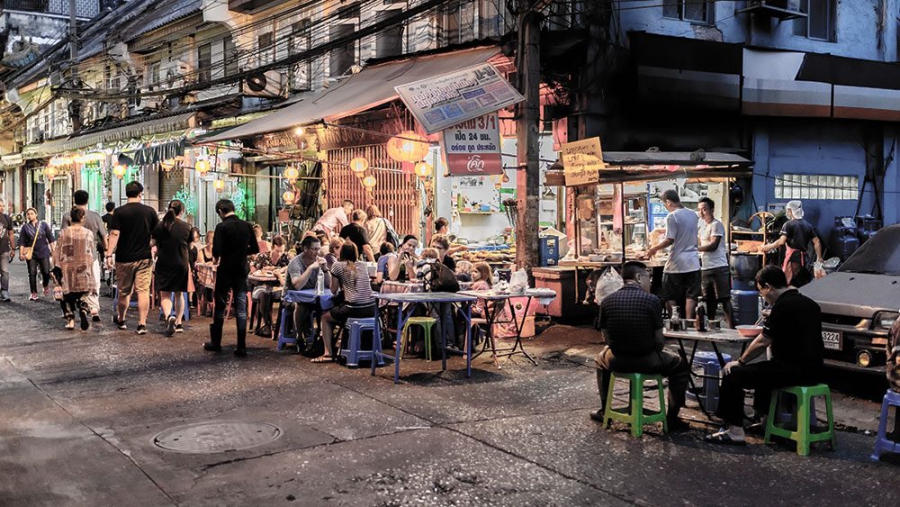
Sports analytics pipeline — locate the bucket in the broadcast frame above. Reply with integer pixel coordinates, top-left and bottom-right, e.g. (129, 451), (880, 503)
(731, 289), (759, 326)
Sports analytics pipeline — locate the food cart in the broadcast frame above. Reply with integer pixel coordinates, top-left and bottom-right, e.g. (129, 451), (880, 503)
(533, 151), (753, 317)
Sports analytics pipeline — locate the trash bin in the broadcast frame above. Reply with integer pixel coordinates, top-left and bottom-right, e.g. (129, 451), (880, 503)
(685, 351), (731, 413)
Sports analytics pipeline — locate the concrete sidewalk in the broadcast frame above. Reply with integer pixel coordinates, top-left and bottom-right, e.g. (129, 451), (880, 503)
(0, 261), (897, 506)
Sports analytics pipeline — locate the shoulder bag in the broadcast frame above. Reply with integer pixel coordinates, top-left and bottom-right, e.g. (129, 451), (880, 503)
(21, 222), (42, 261)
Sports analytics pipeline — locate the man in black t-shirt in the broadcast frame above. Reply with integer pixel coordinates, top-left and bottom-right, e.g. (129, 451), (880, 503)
(706, 266), (824, 445)
(107, 182), (160, 335)
(759, 200), (822, 287)
(101, 202), (115, 231)
(339, 209), (374, 262)
(204, 199), (259, 357)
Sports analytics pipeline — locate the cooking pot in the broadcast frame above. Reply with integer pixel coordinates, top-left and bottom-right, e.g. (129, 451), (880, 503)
(730, 253), (761, 280)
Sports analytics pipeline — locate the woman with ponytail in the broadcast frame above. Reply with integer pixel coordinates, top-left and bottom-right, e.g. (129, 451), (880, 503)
(152, 199), (193, 336)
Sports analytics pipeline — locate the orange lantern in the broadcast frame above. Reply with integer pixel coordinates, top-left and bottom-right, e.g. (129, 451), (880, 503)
(414, 161), (432, 179)
(213, 179), (225, 191)
(45, 165), (58, 179)
(349, 157), (369, 176)
(112, 164), (127, 179)
(195, 159), (211, 174)
(283, 166), (300, 181)
(386, 131), (429, 163)
(362, 175), (377, 189)
(282, 190), (296, 203)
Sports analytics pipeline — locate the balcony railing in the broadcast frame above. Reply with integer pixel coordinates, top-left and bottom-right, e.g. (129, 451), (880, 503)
(2, 0), (50, 12)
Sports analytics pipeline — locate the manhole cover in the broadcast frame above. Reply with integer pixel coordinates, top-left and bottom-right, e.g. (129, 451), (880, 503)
(152, 421), (282, 453)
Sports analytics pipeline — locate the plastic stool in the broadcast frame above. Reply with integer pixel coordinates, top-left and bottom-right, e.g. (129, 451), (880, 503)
(872, 389), (900, 461)
(765, 384), (836, 456)
(400, 316), (437, 361)
(602, 372), (668, 437)
(339, 317), (383, 368)
(111, 286), (139, 313)
(276, 306), (299, 352)
(157, 292), (190, 321)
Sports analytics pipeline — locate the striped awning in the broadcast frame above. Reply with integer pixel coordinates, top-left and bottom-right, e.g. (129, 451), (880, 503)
(21, 112), (196, 159)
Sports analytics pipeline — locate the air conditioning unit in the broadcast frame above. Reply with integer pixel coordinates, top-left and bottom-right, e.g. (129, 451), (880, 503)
(243, 70), (285, 98)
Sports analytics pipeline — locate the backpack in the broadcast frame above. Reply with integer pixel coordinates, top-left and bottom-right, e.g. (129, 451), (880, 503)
(422, 261), (460, 293)
(383, 218), (400, 249)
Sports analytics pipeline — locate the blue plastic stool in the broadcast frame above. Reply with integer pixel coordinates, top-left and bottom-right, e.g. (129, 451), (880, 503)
(872, 389), (900, 461)
(339, 318), (384, 368)
(111, 286), (139, 313)
(276, 306), (300, 352)
(685, 351), (731, 413)
(158, 292), (190, 321)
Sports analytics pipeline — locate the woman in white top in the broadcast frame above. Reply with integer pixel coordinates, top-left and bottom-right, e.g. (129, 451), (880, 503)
(364, 204), (395, 249)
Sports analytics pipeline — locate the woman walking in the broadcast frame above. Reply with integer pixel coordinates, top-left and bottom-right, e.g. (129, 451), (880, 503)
(364, 204), (395, 249)
(314, 243), (376, 363)
(55, 207), (95, 330)
(152, 200), (193, 336)
(18, 207), (54, 301)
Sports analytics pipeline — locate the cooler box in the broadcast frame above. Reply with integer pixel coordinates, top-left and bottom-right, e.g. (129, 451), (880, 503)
(539, 236), (559, 266)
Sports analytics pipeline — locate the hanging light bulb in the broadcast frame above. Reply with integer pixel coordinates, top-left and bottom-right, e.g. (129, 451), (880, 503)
(349, 157), (369, 175)
(45, 165), (58, 178)
(282, 190), (296, 203)
(502, 172), (510, 183)
(293, 126), (305, 136)
(213, 179), (225, 191)
(414, 161), (432, 179)
(362, 175), (377, 189)
(283, 166), (300, 181)
(195, 159), (211, 174)
(113, 164), (127, 179)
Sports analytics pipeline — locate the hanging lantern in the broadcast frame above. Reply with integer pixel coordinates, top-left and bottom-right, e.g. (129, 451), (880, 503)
(349, 157), (369, 175)
(282, 190), (296, 203)
(112, 164), (127, 179)
(414, 161), (432, 179)
(213, 178), (225, 191)
(283, 166), (300, 182)
(195, 159), (211, 174)
(386, 131), (430, 163)
(362, 175), (377, 189)
(44, 165), (58, 179)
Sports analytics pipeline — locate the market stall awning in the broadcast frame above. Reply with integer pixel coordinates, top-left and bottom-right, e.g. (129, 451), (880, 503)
(546, 151), (753, 186)
(201, 46), (501, 143)
(21, 112), (197, 159)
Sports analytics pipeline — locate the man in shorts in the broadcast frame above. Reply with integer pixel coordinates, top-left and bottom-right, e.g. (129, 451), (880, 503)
(698, 197), (734, 327)
(644, 190), (701, 319)
(107, 181), (159, 335)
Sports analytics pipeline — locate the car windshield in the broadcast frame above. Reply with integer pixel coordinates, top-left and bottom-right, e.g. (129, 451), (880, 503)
(838, 225), (900, 275)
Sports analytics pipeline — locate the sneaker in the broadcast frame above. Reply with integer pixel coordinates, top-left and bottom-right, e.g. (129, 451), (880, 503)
(43, 286), (50, 297)
(0, 292), (10, 302)
(174, 324), (184, 334)
(135, 324), (147, 335)
(112, 315), (127, 330)
(91, 313), (100, 323)
(30, 293), (39, 301)
(165, 316), (176, 337)
(65, 317), (75, 330)
(234, 348), (247, 358)
(79, 308), (90, 331)
(203, 342), (222, 353)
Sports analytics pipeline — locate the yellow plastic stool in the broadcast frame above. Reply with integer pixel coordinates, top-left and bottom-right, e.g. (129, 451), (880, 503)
(401, 316), (437, 361)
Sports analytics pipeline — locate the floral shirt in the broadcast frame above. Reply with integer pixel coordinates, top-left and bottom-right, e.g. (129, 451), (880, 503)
(253, 251), (289, 271)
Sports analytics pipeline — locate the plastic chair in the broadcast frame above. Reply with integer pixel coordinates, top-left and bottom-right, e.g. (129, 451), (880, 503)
(400, 316), (437, 361)
(602, 372), (668, 438)
(275, 306), (300, 352)
(765, 384), (836, 456)
(111, 285), (139, 313)
(871, 389), (900, 461)
(157, 292), (190, 321)
(339, 318), (383, 368)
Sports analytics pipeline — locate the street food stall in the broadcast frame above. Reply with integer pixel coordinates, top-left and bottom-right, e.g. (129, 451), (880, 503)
(534, 151), (753, 317)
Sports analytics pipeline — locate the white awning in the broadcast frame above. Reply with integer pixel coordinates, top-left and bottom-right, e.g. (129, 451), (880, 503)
(201, 46), (500, 143)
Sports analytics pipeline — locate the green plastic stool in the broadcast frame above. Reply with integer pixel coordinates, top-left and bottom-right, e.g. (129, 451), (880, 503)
(764, 384), (836, 456)
(602, 372), (668, 437)
(401, 316), (436, 361)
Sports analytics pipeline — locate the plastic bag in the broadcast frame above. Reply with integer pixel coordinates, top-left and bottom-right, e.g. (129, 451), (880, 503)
(509, 268), (529, 295)
(812, 261), (826, 280)
(594, 268), (623, 304)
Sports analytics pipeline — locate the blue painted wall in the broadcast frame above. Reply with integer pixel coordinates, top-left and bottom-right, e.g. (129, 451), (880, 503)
(617, 1), (898, 62)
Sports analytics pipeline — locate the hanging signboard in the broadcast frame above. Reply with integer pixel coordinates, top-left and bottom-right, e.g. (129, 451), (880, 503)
(395, 63), (524, 134)
(440, 113), (503, 176)
(562, 137), (604, 186)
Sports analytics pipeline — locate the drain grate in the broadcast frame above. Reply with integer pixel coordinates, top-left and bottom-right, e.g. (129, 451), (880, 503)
(152, 421), (283, 454)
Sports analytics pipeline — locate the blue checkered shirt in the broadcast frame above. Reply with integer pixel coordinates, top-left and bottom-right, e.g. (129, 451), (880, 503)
(599, 284), (664, 357)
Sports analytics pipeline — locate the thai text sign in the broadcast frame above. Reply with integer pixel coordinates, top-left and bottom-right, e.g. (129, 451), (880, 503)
(441, 113), (502, 176)
(395, 63), (524, 134)
(562, 137), (604, 186)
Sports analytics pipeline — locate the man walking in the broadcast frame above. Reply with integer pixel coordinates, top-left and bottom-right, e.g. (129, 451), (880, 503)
(101, 202), (115, 230)
(0, 199), (14, 302)
(204, 199), (259, 357)
(644, 189), (701, 319)
(61, 190), (107, 321)
(697, 197), (734, 327)
(705, 266), (824, 445)
(759, 200), (822, 287)
(107, 181), (159, 335)
(592, 261), (691, 431)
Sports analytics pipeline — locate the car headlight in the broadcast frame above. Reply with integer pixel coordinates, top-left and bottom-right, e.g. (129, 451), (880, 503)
(875, 311), (900, 330)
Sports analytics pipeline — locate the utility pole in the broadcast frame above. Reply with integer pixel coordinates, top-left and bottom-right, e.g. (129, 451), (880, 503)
(68, 0), (82, 131)
(515, 3), (542, 274)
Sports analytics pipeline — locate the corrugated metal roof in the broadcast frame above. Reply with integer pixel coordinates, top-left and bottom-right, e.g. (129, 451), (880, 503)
(120, 0), (203, 42)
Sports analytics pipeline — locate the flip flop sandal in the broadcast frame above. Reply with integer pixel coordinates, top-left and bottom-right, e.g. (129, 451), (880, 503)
(704, 431), (747, 446)
(310, 355), (334, 363)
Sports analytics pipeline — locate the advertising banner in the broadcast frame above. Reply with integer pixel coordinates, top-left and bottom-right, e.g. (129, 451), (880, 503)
(562, 137), (604, 186)
(441, 113), (502, 176)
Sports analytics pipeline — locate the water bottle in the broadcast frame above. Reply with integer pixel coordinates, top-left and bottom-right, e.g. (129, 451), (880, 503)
(670, 306), (682, 331)
(316, 269), (324, 295)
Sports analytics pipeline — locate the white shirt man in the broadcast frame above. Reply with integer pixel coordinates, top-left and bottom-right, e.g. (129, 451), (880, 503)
(644, 189), (701, 318)
(698, 197), (733, 327)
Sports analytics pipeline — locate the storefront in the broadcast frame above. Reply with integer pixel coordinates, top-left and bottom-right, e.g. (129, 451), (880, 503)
(534, 151), (752, 318)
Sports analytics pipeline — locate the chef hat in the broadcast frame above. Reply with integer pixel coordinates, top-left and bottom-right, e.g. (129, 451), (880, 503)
(786, 200), (804, 220)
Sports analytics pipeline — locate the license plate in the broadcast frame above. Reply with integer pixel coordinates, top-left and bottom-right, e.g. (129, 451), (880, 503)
(822, 331), (842, 351)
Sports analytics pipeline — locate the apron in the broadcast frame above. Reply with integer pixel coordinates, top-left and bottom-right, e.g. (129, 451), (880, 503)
(782, 245), (805, 285)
